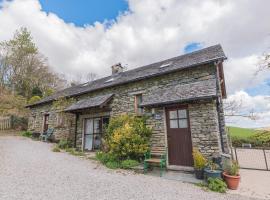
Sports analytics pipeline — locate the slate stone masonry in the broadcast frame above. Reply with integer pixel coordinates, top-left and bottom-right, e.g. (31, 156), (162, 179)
(28, 63), (227, 159)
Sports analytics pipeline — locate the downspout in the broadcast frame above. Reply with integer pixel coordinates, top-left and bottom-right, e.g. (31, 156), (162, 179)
(215, 61), (225, 153)
(74, 113), (79, 148)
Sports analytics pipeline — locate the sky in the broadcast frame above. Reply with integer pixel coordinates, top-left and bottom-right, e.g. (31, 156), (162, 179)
(0, 0), (269, 128)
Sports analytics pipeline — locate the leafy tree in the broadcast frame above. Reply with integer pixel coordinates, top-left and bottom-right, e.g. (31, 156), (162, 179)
(0, 27), (66, 99)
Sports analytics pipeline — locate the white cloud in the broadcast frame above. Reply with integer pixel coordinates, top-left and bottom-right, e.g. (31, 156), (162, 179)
(0, 0), (270, 127)
(225, 91), (270, 128)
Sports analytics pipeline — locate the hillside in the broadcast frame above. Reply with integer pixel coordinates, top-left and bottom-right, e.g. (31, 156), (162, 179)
(227, 126), (257, 139)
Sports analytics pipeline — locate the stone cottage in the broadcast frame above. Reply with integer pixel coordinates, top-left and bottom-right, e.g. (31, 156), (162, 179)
(27, 44), (229, 168)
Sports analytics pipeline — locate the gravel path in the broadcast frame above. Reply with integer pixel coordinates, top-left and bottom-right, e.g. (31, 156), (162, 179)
(0, 136), (261, 200)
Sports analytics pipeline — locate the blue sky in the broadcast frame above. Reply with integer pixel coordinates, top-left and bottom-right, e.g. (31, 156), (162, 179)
(39, 0), (128, 26)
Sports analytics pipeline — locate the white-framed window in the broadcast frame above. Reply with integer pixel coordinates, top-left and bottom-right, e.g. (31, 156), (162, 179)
(135, 94), (143, 115)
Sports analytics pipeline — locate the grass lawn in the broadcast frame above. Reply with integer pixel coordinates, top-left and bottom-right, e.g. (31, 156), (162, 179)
(227, 126), (257, 139)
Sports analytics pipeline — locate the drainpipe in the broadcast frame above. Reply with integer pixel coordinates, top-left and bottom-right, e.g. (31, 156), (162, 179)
(214, 61), (225, 153)
(74, 113), (79, 148)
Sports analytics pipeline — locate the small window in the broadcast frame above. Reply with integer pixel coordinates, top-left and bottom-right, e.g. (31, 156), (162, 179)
(135, 94), (143, 114)
(169, 109), (188, 129)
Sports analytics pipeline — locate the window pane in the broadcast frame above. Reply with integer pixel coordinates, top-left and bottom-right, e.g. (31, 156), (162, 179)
(94, 118), (101, 133)
(85, 119), (93, 134)
(84, 134), (93, 150)
(93, 134), (101, 149)
(169, 111), (177, 119)
(178, 109), (187, 118)
(137, 94), (143, 104)
(170, 119), (178, 128)
(179, 119), (188, 128)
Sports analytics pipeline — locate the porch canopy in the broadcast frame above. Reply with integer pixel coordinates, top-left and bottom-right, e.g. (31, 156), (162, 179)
(140, 79), (217, 107)
(65, 93), (114, 112)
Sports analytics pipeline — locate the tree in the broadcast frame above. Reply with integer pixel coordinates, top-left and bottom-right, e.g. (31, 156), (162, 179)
(0, 27), (65, 99)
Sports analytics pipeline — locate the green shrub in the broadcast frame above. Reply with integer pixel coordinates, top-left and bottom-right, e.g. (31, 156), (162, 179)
(21, 131), (32, 137)
(66, 148), (85, 156)
(52, 146), (60, 152)
(105, 161), (121, 169)
(192, 148), (206, 170)
(28, 96), (41, 105)
(231, 131), (270, 148)
(207, 178), (227, 193)
(57, 139), (72, 149)
(105, 114), (152, 161)
(223, 160), (239, 176)
(96, 151), (117, 164)
(121, 159), (139, 169)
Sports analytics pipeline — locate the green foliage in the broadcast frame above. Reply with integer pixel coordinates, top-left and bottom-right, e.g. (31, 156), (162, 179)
(207, 178), (227, 193)
(57, 139), (72, 149)
(0, 27), (66, 100)
(207, 160), (220, 171)
(96, 151), (117, 164)
(96, 152), (139, 169)
(224, 160), (239, 176)
(105, 114), (152, 161)
(0, 87), (29, 117)
(105, 161), (121, 169)
(120, 159), (139, 169)
(192, 148), (206, 170)
(231, 131), (270, 148)
(52, 145), (61, 152)
(44, 88), (54, 97)
(21, 131), (32, 137)
(28, 96), (41, 105)
(52, 96), (75, 111)
(31, 87), (43, 97)
(228, 126), (256, 139)
(66, 148), (85, 156)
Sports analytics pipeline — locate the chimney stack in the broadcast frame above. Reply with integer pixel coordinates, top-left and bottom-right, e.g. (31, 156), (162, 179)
(111, 63), (123, 74)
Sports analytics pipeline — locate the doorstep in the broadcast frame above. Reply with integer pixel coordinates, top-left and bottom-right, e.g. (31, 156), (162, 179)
(147, 168), (202, 184)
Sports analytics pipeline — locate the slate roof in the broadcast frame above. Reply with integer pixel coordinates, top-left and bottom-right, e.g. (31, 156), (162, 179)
(140, 79), (217, 107)
(27, 44), (226, 108)
(64, 94), (114, 112)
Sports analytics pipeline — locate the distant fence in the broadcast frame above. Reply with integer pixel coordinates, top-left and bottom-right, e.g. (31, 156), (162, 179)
(0, 116), (28, 131)
(0, 116), (12, 130)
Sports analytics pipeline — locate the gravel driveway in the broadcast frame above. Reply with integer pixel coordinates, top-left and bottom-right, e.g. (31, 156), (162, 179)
(0, 136), (261, 200)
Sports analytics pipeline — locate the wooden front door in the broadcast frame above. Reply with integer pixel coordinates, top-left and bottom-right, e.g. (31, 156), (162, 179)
(166, 106), (193, 166)
(43, 114), (49, 132)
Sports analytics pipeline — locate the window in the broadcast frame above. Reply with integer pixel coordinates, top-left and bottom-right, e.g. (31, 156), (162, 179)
(135, 94), (143, 114)
(169, 109), (188, 129)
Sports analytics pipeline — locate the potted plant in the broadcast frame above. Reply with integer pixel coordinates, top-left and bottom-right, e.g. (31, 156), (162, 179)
(192, 148), (206, 179)
(204, 160), (222, 179)
(223, 160), (240, 190)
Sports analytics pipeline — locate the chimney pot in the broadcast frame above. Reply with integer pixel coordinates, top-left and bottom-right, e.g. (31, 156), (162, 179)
(111, 63), (123, 74)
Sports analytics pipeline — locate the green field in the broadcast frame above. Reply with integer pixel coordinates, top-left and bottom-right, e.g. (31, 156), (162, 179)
(227, 126), (257, 139)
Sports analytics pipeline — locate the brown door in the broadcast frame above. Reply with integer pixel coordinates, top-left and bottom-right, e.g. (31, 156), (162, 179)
(166, 106), (193, 166)
(44, 114), (49, 132)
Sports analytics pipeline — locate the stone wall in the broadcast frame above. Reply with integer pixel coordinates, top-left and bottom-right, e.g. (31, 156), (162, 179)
(189, 100), (222, 157)
(28, 103), (76, 141)
(28, 63), (228, 159)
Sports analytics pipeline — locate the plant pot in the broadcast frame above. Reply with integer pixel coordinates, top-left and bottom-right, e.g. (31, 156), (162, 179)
(204, 168), (222, 180)
(194, 169), (204, 179)
(223, 172), (240, 190)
